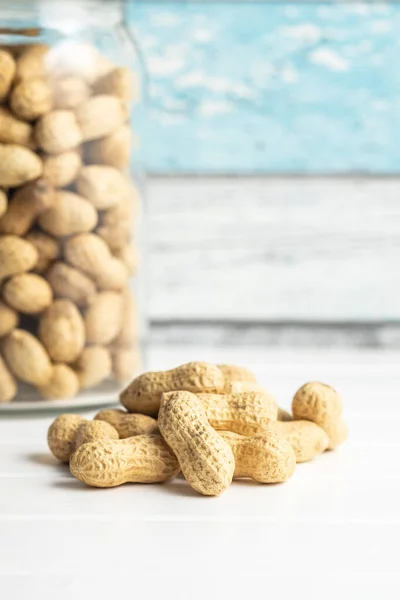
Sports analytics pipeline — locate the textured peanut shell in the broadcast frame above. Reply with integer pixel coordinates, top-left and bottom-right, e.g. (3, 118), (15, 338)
(0, 107), (33, 146)
(46, 262), (96, 308)
(42, 150), (82, 187)
(95, 257), (129, 292)
(0, 353), (17, 403)
(0, 301), (19, 337)
(292, 381), (346, 450)
(218, 364), (257, 383)
(74, 346), (112, 389)
(38, 364), (79, 400)
(35, 110), (82, 154)
(47, 414), (86, 462)
(73, 421), (118, 452)
(272, 420), (329, 462)
(112, 290), (137, 348)
(25, 231), (59, 274)
(159, 391), (235, 496)
(38, 190), (98, 237)
(3, 273), (53, 314)
(84, 292), (124, 345)
(85, 124), (131, 168)
(10, 77), (53, 121)
(0, 144), (42, 187)
(114, 245), (138, 276)
(278, 407), (293, 422)
(2, 329), (52, 386)
(0, 179), (55, 236)
(223, 380), (263, 394)
(52, 76), (90, 109)
(221, 431), (296, 483)
(93, 67), (134, 103)
(0, 49), (16, 100)
(39, 299), (85, 363)
(76, 165), (130, 210)
(0, 235), (38, 281)
(64, 233), (111, 278)
(197, 391), (278, 436)
(95, 409), (159, 438)
(121, 361), (225, 417)
(76, 95), (124, 141)
(97, 223), (130, 252)
(70, 435), (180, 488)
(101, 191), (139, 228)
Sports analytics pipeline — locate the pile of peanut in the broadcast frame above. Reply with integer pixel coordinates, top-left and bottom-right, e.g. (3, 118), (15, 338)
(47, 361), (347, 496)
(0, 43), (140, 403)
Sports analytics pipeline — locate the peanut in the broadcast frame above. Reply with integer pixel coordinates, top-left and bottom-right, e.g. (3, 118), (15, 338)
(76, 95), (124, 141)
(3, 273), (53, 314)
(39, 299), (85, 363)
(38, 364), (79, 400)
(0, 353), (17, 402)
(0, 301), (19, 337)
(25, 231), (59, 273)
(220, 431), (296, 483)
(64, 233), (128, 291)
(159, 391), (235, 496)
(121, 361), (225, 417)
(15, 45), (48, 81)
(0, 49), (16, 100)
(272, 420), (329, 463)
(10, 77), (53, 121)
(84, 292), (124, 345)
(35, 110), (82, 154)
(52, 76), (90, 109)
(38, 190), (98, 237)
(74, 345), (112, 389)
(0, 189), (7, 219)
(0, 144), (42, 187)
(46, 261), (96, 308)
(292, 382), (347, 450)
(0, 235), (38, 281)
(197, 391), (278, 436)
(113, 245), (138, 275)
(76, 165), (131, 210)
(112, 348), (140, 383)
(97, 223), (130, 253)
(100, 191), (139, 228)
(2, 329), (52, 386)
(278, 407), (293, 422)
(0, 107), (34, 147)
(95, 409), (159, 438)
(47, 414), (117, 463)
(85, 124), (131, 168)
(93, 67), (135, 103)
(42, 150), (82, 187)
(218, 364), (257, 383)
(70, 435), (180, 488)
(0, 179), (55, 236)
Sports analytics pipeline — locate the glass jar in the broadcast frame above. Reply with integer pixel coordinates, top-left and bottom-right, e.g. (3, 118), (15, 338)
(0, 0), (144, 405)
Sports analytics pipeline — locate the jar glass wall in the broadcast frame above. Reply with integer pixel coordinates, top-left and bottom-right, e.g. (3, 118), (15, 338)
(0, 0), (144, 406)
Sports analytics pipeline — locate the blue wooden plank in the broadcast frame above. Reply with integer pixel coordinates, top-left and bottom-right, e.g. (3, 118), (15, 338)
(128, 2), (400, 173)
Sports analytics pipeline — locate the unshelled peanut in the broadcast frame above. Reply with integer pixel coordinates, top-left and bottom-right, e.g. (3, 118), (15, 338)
(0, 107), (33, 147)
(95, 409), (158, 438)
(2, 329), (52, 386)
(292, 382), (347, 450)
(0, 353), (17, 403)
(0, 49), (16, 100)
(85, 124), (131, 168)
(70, 435), (180, 487)
(278, 407), (293, 422)
(25, 231), (59, 273)
(0, 235), (38, 281)
(272, 420), (329, 462)
(10, 77), (53, 121)
(47, 414), (118, 463)
(218, 364), (257, 383)
(76, 165), (131, 210)
(35, 110), (82, 154)
(74, 346), (112, 389)
(158, 391), (235, 496)
(220, 431), (296, 483)
(76, 95), (124, 141)
(42, 150), (82, 187)
(0, 301), (19, 337)
(46, 261), (96, 307)
(84, 292), (123, 345)
(0, 179), (55, 236)
(0, 144), (42, 187)
(38, 364), (80, 400)
(121, 362), (225, 417)
(38, 190), (98, 237)
(3, 273), (53, 314)
(197, 391), (278, 435)
(39, 299), (85, 363)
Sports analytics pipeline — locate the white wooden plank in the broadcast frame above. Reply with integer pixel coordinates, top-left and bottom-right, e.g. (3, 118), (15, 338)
(148, 176), (400, 321)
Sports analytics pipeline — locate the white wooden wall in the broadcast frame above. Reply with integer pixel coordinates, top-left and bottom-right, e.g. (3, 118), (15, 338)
(147, 177), (400, 326)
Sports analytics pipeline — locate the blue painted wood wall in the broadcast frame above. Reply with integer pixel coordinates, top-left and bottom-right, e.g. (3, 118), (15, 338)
(128, 2), (400, 174)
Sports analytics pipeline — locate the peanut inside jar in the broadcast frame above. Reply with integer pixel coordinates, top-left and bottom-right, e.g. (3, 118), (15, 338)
(0, 40), (141, 403)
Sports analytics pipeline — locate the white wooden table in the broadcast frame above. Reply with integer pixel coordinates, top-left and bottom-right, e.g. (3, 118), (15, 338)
(1, 346), (399, 600)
